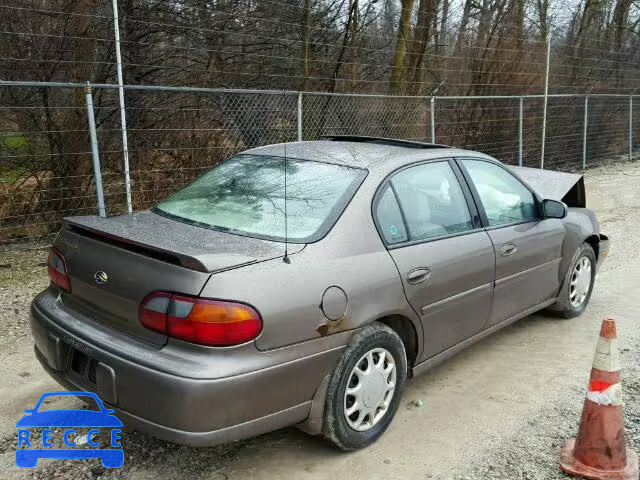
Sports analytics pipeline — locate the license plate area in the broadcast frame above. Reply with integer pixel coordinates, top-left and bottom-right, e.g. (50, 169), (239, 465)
(70, 349), (98, 386)
(65, 348), (118, 406)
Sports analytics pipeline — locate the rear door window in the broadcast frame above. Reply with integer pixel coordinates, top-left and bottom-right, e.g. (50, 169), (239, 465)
(392, 162), (474, 241)
(374, 161), (474, 245)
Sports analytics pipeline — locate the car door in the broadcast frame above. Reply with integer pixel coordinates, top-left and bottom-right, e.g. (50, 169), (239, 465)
(373, 159), (496, 359)
(458, 158), (566, 327)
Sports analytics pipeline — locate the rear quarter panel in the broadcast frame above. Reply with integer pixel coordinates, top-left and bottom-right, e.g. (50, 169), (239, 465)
(199, 170), (423, 354)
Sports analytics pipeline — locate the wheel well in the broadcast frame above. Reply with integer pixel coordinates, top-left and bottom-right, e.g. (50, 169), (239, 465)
(377, 315), (418, 372)
(585, 234), (599, 260)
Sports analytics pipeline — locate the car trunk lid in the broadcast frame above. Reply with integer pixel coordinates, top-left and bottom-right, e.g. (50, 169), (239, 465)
(54, 211), (300, 346)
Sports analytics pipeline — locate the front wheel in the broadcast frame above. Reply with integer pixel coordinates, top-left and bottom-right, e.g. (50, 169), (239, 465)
(548, 243), (596, 318)
(322, 323), (407, 450)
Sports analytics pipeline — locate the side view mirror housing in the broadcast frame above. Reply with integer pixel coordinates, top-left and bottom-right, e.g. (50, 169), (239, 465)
(542, 199), (568, 219)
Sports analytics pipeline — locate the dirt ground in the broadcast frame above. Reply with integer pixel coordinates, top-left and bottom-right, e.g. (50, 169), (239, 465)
(0, 162), (639, 480)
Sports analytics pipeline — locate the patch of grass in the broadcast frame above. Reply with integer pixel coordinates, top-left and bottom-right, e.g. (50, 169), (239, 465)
(0, 135), (30, 183)
(0, 135), (29, 150)
(0, 247), (49, 287)
(0, 166), (26, 184)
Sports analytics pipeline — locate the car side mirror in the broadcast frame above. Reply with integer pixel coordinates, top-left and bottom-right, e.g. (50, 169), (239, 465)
(542, 199), (568, 219)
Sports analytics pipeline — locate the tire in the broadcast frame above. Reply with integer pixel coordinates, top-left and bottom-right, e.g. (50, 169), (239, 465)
(547, 242), (597, 319)
(322, 322), (407, 451)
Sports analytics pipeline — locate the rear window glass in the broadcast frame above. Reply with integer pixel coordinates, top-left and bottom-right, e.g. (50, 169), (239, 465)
(154, 154), (366, 243)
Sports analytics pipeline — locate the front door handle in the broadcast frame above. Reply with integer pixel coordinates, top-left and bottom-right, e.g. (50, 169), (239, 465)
(500, 242), (518, 257)
(407, 267), (432, 285)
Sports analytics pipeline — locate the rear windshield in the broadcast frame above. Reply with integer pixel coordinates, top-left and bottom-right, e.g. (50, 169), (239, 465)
(154, 154), (367, 243)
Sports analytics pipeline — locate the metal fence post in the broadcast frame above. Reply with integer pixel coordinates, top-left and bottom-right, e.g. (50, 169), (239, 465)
(540, 34), (551, 169)
(430, 96), (436, 143)
(297, 92), (303, 142)
(112, 0), (133, 214)
(85, 83), (106, 218)
(518, 97), (524, 167)
(630, 96), (633, 161)
(582, 96), (589, 170)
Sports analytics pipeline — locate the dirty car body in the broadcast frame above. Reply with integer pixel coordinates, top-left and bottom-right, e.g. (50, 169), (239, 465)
(30, 137), (610, 449)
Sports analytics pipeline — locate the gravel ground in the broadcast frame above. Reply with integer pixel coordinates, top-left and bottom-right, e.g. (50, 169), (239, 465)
(465, 343), (640, 480)
(0, 245), (48, 349)
(0, 162), (639, 480)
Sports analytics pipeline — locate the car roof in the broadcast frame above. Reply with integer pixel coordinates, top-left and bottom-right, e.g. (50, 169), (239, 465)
(243, 138), (493, 169)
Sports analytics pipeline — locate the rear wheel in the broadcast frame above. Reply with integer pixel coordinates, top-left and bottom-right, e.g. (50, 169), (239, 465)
(322, 323), (407, 450)
(548, 243), (596, 318)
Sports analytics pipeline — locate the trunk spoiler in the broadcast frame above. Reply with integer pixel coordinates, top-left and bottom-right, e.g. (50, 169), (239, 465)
(62, 212), (301, 273)
(509, 166), (586, 208)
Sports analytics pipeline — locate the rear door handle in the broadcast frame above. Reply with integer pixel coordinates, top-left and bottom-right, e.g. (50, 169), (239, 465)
(500, 243), (518, 257)
(407, 267), (432, 285)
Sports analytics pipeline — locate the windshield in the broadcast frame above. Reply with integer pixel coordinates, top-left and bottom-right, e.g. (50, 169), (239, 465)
(154, 154), (367, 243)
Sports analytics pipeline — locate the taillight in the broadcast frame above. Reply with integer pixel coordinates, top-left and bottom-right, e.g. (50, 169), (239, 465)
(139, 292), (171, 333)
(139, 292), (262, 347)
(47, 248), (71, 291)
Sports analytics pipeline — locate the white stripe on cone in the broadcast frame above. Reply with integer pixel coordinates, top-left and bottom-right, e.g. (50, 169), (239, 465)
(586, 382), (623, 406)
(592, 337), (621, 372)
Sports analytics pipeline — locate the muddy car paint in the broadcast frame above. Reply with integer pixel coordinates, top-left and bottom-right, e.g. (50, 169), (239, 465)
(29, 139), (608, 447)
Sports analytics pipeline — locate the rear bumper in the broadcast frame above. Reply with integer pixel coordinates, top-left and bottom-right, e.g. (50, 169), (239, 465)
(597, 234), (610, 270)
(35, 351), (311, 446)
(30, 291), (346, 446)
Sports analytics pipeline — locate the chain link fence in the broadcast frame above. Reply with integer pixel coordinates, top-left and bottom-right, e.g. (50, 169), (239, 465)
(0, 82), (637, 248)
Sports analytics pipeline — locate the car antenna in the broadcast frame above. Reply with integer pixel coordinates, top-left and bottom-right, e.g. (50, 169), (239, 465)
(282, 90), (291, 264)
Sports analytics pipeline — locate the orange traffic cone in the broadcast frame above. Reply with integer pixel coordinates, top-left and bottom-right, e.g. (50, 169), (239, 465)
(560, 318), (638, 480)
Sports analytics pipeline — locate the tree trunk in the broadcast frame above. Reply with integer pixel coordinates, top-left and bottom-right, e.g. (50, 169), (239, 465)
(454, 0), (474, 52)
(301, 0), (311, 90)
(536, 0), (549, 40)
(390, 0), (416, 94)
(350, 0), (360, 91)
(407, 0), (438, 94)
(47, 0), (100, 220)
(437, 0), (449, 54)
(611, 0), (631, 87)
(329, 0), (358, 93)
(512, 0), (525, 47)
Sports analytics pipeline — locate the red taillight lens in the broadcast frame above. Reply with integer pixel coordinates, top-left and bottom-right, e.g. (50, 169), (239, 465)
(47, 248), (71, 291)
(139, 292), (262, 347)
(139, 292), (171, 333)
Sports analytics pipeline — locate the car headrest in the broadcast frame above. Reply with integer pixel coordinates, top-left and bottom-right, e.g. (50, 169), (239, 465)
(399, 188), (432, 223)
